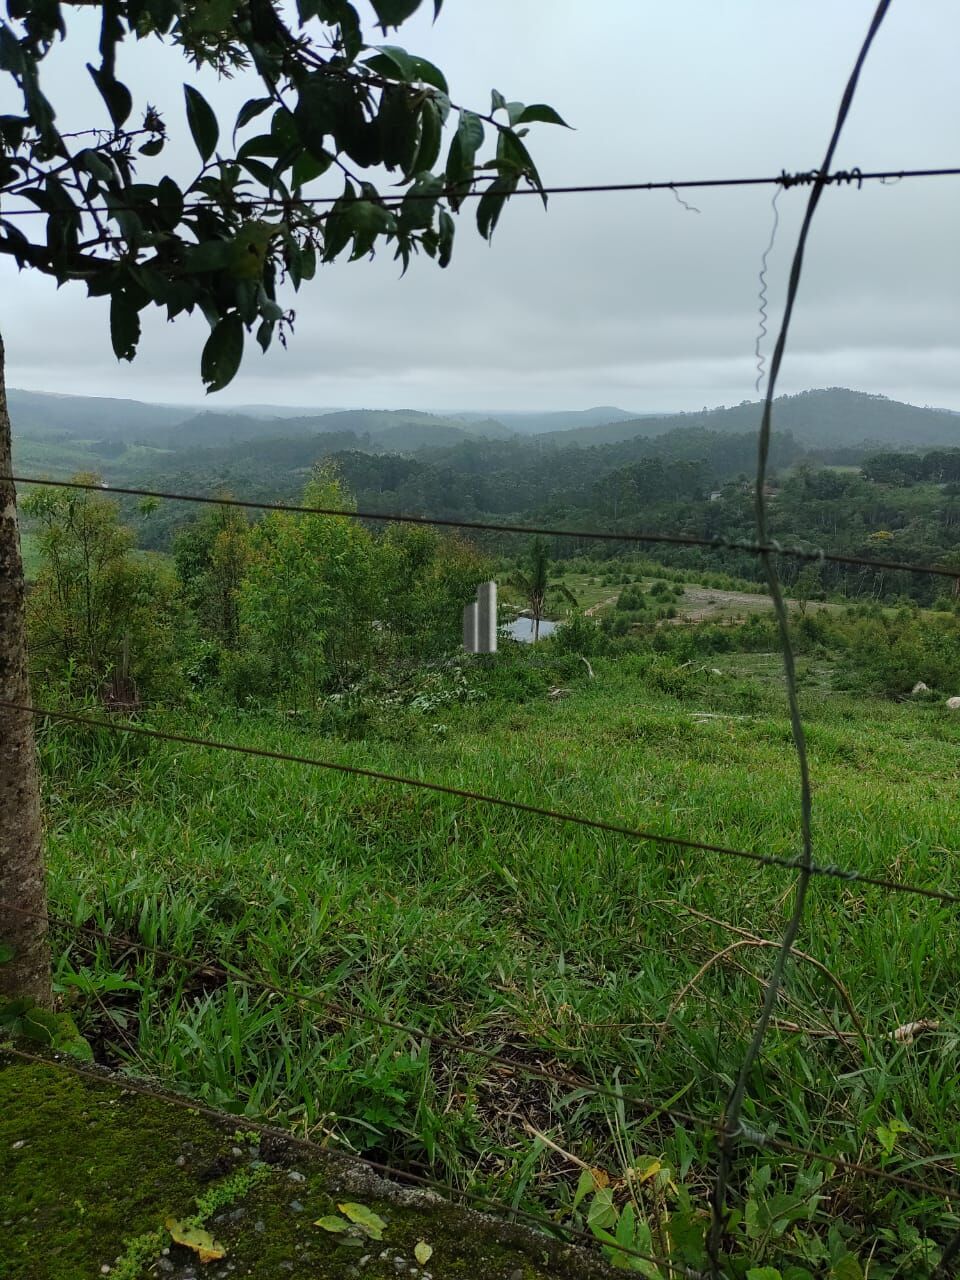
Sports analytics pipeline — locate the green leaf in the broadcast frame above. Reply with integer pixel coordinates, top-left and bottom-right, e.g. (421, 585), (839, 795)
(456, 109), (484, 158)
(256, 319), (274, 353)
(314, 1215), (351, 1233)
(410, 98), (442, 175)
(87, 64), (133, 129)
(0, 23), (26, 75)
(229, 221), (275, 279)
(747, 1270), (783, 1280)
(586, 1188), (616, 1232)
(377, 84), (419, 173)
(292, 150), (332, 189)
(366, 46), (449, 94)
(368, 44), (416, 80)
(437, 209), (454, 268)
(0, 942), (14, 965)
(498, 129), (546, 204)
(414, 1242), (432, 1265)
(337, 1203), (388, 1240)
(184, 84), (220, 162)
(294, 75), (369, 164)
(829, 1256), (864, 1280)
(166, 1219), (226, 1262)
(476, 174), (517, 241)
(399, 172), (443, 233)
(182, 240), (231, 272)
(572, 1168), (595, 1213)
(157, 175), (184, 229)
(0, 998), (33, 1026)
(516, 103), (571, 128)
(110, 291), (141, 362)
(444, 110), (483, 206)
(201, 313), (244, 393)
(234, 96), (273, 140)
(370, 0), (423, 30)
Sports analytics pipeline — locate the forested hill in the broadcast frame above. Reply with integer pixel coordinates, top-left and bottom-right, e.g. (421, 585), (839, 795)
(537, 389), (960, 450)
(12, 386), (958, 454)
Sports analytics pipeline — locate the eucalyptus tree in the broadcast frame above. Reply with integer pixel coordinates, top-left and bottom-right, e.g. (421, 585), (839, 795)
(0, 0), (566, 1004)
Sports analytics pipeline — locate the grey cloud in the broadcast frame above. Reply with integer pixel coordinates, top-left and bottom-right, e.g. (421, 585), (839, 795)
(2, 0), (958, 413)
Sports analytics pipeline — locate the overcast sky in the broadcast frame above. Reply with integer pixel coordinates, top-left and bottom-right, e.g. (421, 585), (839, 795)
(1, 0), (958, 414)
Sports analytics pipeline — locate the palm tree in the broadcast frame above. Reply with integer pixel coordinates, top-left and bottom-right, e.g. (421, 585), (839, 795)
(507, 538), (577, 642)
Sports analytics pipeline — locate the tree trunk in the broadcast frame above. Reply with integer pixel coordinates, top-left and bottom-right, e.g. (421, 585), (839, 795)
(0, 330), (51, 1007)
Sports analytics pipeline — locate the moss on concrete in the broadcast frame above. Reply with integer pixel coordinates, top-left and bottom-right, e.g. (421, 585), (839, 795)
(1, 1053), (615, 1280)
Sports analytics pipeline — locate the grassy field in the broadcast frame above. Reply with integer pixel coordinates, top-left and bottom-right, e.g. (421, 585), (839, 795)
(11, 431), (171, 479)
(19, 530), (40, 581)
(32, 641), (960, 1275)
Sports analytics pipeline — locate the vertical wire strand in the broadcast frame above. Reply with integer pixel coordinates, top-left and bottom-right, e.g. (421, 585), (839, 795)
(707, 2), (895, 1271)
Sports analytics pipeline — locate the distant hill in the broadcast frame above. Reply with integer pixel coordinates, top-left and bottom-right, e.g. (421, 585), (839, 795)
(8, 388), (190, 438)
(10, 387), (958, 458)
(159, 408), (514, 451)
(455, 406), (639, 435)
(538, 390), (960, 450)
(8, 390), (518, 453)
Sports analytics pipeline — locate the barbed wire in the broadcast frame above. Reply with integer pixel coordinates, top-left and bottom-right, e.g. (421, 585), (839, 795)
(3, 902), (958, 1210)
(3, 698), (958, 906)
(1, 165), (959, 225)
(9, 474), (960, 583)
(2, 16), (958, 1272)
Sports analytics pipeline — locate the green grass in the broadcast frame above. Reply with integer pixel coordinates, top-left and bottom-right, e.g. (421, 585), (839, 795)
(29, 643), (960, 1274)
(19, 530), (41, 581)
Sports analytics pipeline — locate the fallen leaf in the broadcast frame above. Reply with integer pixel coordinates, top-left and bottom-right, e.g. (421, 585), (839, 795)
(165, 1218), (226, 1264)
(630, 1157), (662, 1186)
(314, 1215), (351, 1233)
(414, 1241), (433, 1264)
(338, 1202), (387, 1240)
(891, 1019), (940, 1044)
(589, 1167), (611, 1190)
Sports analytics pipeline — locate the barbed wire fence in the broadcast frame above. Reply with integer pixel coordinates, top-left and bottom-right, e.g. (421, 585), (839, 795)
(3, 0), (960, 1273)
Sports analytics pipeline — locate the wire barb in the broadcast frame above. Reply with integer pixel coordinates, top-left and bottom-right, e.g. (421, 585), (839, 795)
(0, 164), (956, 223)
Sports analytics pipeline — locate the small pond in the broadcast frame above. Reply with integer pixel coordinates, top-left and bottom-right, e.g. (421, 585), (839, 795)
(502, 617), (560, 643)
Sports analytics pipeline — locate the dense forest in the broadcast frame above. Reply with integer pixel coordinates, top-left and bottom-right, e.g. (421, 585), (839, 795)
(12, 387), (960, 613)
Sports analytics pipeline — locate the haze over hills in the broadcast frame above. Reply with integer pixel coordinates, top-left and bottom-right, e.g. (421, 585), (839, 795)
(9, 386), (960, 458)
(151, 408), (509, 451)
(536, 389), (960, 450)
(454, 406), (642, 435)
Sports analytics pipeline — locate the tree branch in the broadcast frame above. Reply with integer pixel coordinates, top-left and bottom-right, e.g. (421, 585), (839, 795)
(0, 228), (114, 277)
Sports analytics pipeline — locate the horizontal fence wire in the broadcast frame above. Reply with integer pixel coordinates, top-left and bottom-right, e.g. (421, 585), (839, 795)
(0, 1044), (702, 1278)
(5, 43), (960, 1274)
(3, 698), (958, 906)
(2, 165), (960, 223)
(3, 897), (958, 1208)
(8, 474), (960, 583)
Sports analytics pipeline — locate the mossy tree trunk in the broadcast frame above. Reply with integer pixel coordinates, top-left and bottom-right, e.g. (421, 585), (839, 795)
(0, 329), (51, 1007)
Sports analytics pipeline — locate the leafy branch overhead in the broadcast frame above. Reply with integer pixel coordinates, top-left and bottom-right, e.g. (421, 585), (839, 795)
(0, 0), (569, 391)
